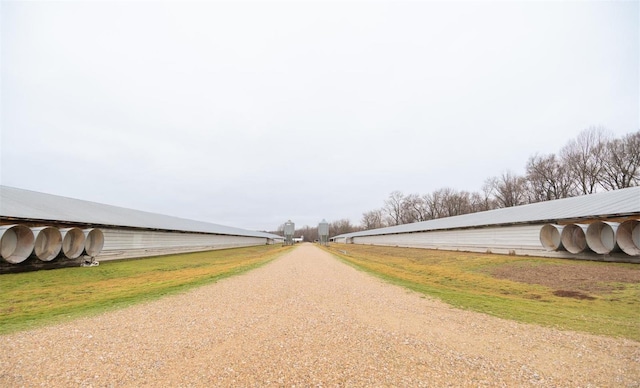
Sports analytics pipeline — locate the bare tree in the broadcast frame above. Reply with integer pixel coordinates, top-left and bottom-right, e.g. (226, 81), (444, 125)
(401, 193), (427, 223)
(525, 153), (575, 202)
(600, 130), (640, 190)
(384, 191), (405, 226)
(441, 188), (468, 217)
(361, 209), (386, 230)
(424, 190), (444, 219)
(560, 127), (610, 195)
(422, 188), (488, 219)
(330, 219), (357, 236)
(485, 171), (528, 208)
(297, 225), (318, 242)
(470, 189), (494, 212)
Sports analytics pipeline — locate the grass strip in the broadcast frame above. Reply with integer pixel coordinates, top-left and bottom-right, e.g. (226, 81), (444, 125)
(323, 244), (640, 341)
(0, 245), (293, 334)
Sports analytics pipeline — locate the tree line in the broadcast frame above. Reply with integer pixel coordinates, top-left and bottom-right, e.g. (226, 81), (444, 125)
(273, 127), (639, 239)
(363, 127), (639, 229)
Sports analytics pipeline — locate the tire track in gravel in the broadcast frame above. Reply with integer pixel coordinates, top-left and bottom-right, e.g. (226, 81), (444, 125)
(1, 243), (639, 387)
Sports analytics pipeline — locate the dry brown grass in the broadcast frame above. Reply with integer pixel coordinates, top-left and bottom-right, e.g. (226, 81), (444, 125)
(324, 244), (640, 340)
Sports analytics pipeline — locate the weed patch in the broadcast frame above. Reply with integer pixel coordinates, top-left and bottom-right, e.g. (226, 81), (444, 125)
(553, 290), (596, 300)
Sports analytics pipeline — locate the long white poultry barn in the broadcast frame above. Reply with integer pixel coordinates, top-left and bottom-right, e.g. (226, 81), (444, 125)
(331, 187), (640, 263)
(0, 186), (283, 273)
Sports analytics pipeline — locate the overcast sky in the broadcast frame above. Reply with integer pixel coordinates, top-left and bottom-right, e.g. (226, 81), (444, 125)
(1, 1), (638, 232)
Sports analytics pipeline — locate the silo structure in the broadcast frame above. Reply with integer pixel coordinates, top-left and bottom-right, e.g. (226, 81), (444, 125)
(318, 219), (329, 246)
(284, 220), (295, 246)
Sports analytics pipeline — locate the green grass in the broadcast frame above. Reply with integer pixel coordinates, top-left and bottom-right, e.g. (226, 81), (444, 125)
(0, 245), (292, 334)
(323, 244), (640, 341)
(4, 243), (638, 341)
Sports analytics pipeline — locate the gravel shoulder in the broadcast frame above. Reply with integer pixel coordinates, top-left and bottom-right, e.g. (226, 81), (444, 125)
(1, 243), (639, 387)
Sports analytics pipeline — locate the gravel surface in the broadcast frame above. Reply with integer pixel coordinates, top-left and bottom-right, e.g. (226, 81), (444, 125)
(1, 243), (639, 387)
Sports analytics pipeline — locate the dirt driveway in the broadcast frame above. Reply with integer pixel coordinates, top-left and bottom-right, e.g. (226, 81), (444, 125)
(1, 243), (639, 386)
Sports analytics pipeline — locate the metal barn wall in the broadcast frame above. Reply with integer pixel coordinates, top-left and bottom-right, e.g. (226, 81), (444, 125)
(332, 237), (347, 244)
(98, 229), (269, 261)
(1, 186), (284, 272)
(352, 225), (539, 252)
(349, 225), (639, 262)
(331, 188), (640, 263)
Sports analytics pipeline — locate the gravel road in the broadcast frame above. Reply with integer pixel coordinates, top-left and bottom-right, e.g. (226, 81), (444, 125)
(1, 243), (639, 387)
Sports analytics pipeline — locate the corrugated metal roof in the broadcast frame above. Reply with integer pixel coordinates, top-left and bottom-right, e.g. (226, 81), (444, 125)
(335, 186), (640, 239)
(0, 186), (281, 239)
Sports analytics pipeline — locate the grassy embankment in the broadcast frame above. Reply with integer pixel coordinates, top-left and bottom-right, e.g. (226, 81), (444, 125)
(0, 244), (292, 335)
(324, 244), (640, 341)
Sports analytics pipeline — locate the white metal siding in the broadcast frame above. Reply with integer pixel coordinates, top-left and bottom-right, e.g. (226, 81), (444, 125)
(348, 225), (640, 262)
(97, 229), (267, 261)
(353, 225), (540, 251)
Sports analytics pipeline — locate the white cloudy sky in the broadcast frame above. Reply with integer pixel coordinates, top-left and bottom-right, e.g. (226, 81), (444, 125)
(1, 0), (638, 231)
